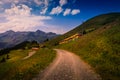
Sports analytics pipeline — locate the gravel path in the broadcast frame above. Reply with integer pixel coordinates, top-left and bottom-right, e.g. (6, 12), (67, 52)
(23, 51), (36, 60)
(33, 49), (101, 80)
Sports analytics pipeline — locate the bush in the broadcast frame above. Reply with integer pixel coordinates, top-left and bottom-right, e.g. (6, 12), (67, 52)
(6, 54), (10, 59)
(0, 57), (6, 63)
(83, 30), (86, 34)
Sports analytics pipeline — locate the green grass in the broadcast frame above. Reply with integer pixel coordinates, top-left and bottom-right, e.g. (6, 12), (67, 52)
(52, 13), (120, 80)
(0, 48), (56, 80)
(57, 24), (120, 80)
(0, 12), (120, 80)
(44, 13), (120, 47)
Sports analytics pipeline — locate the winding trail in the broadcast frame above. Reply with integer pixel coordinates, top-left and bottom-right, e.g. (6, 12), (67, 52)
(23, 51), (36, 60)
(33, 49), (101, 80)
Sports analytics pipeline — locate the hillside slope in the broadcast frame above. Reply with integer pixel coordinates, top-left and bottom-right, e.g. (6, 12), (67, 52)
(0, 48), (56, 80)
(57, 13), (120, 80)
(45, 13), (120, 47)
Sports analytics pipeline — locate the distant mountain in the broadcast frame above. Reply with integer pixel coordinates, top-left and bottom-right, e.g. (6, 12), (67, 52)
(0, 30), (58, 49)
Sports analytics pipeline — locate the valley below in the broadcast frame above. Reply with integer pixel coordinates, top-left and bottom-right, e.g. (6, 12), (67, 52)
(0, 13), (120, 80)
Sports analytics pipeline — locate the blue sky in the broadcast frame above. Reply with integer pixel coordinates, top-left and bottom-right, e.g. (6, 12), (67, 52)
(0, 0), (120, 34)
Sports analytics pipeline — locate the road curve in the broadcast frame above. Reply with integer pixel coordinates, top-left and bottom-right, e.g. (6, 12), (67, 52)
(23, 51), (36, 60)
(33, 49), (101, 80)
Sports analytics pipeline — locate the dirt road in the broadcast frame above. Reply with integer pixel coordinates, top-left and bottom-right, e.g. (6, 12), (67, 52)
(33, 49), (101, 80)
(23, 51), (36, 60)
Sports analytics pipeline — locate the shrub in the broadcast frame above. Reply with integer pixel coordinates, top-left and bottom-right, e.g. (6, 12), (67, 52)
(0, 57), (6, 63)
(6, 54), (10, 59)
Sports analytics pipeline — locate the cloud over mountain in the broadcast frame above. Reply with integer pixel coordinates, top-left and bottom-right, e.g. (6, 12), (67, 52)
(0, 4), (52, 33)
(0, 0), (80, 34)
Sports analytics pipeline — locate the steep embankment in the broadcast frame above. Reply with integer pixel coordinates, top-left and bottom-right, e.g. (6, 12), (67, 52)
(45, 13), (120, 47)
(57, 13), (120, 80)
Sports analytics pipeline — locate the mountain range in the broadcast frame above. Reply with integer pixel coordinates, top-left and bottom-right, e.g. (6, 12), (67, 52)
(0, 13), (120, 80)
(0, 30), (58, 49)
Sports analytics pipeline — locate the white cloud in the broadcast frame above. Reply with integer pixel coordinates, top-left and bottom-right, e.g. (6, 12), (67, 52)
(0, 6), (3, 12)
(0, 1), (4, 11)
(50, 6), (63, 15)
(5, 4), (31, 16)
(0, 0), (19, 4)
(59, 0), (67, 6)
(71, 9), (80, 15)
(44, 0), (49, 7)
(0, 15), (52, 33)
(0, 4), (52, 33)
(34, 0), (43, 5)
(34, 0), (49, 15)
(34, 0), (49, 7)
(34, 24), (67, 34)
(0, 0), (81, 34)
(63, 9), (71, 16)
(0, 1), (3, 4)
(40, 8), (48, 14)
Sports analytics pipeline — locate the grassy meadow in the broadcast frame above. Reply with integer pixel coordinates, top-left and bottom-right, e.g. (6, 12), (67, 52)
(57, 24), (120, 80)
(0, 48), (56, 80)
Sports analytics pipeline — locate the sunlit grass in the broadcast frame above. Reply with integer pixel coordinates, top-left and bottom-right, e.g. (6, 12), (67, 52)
(0, 48), (56, 80)
(57, 25), (120, 80)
